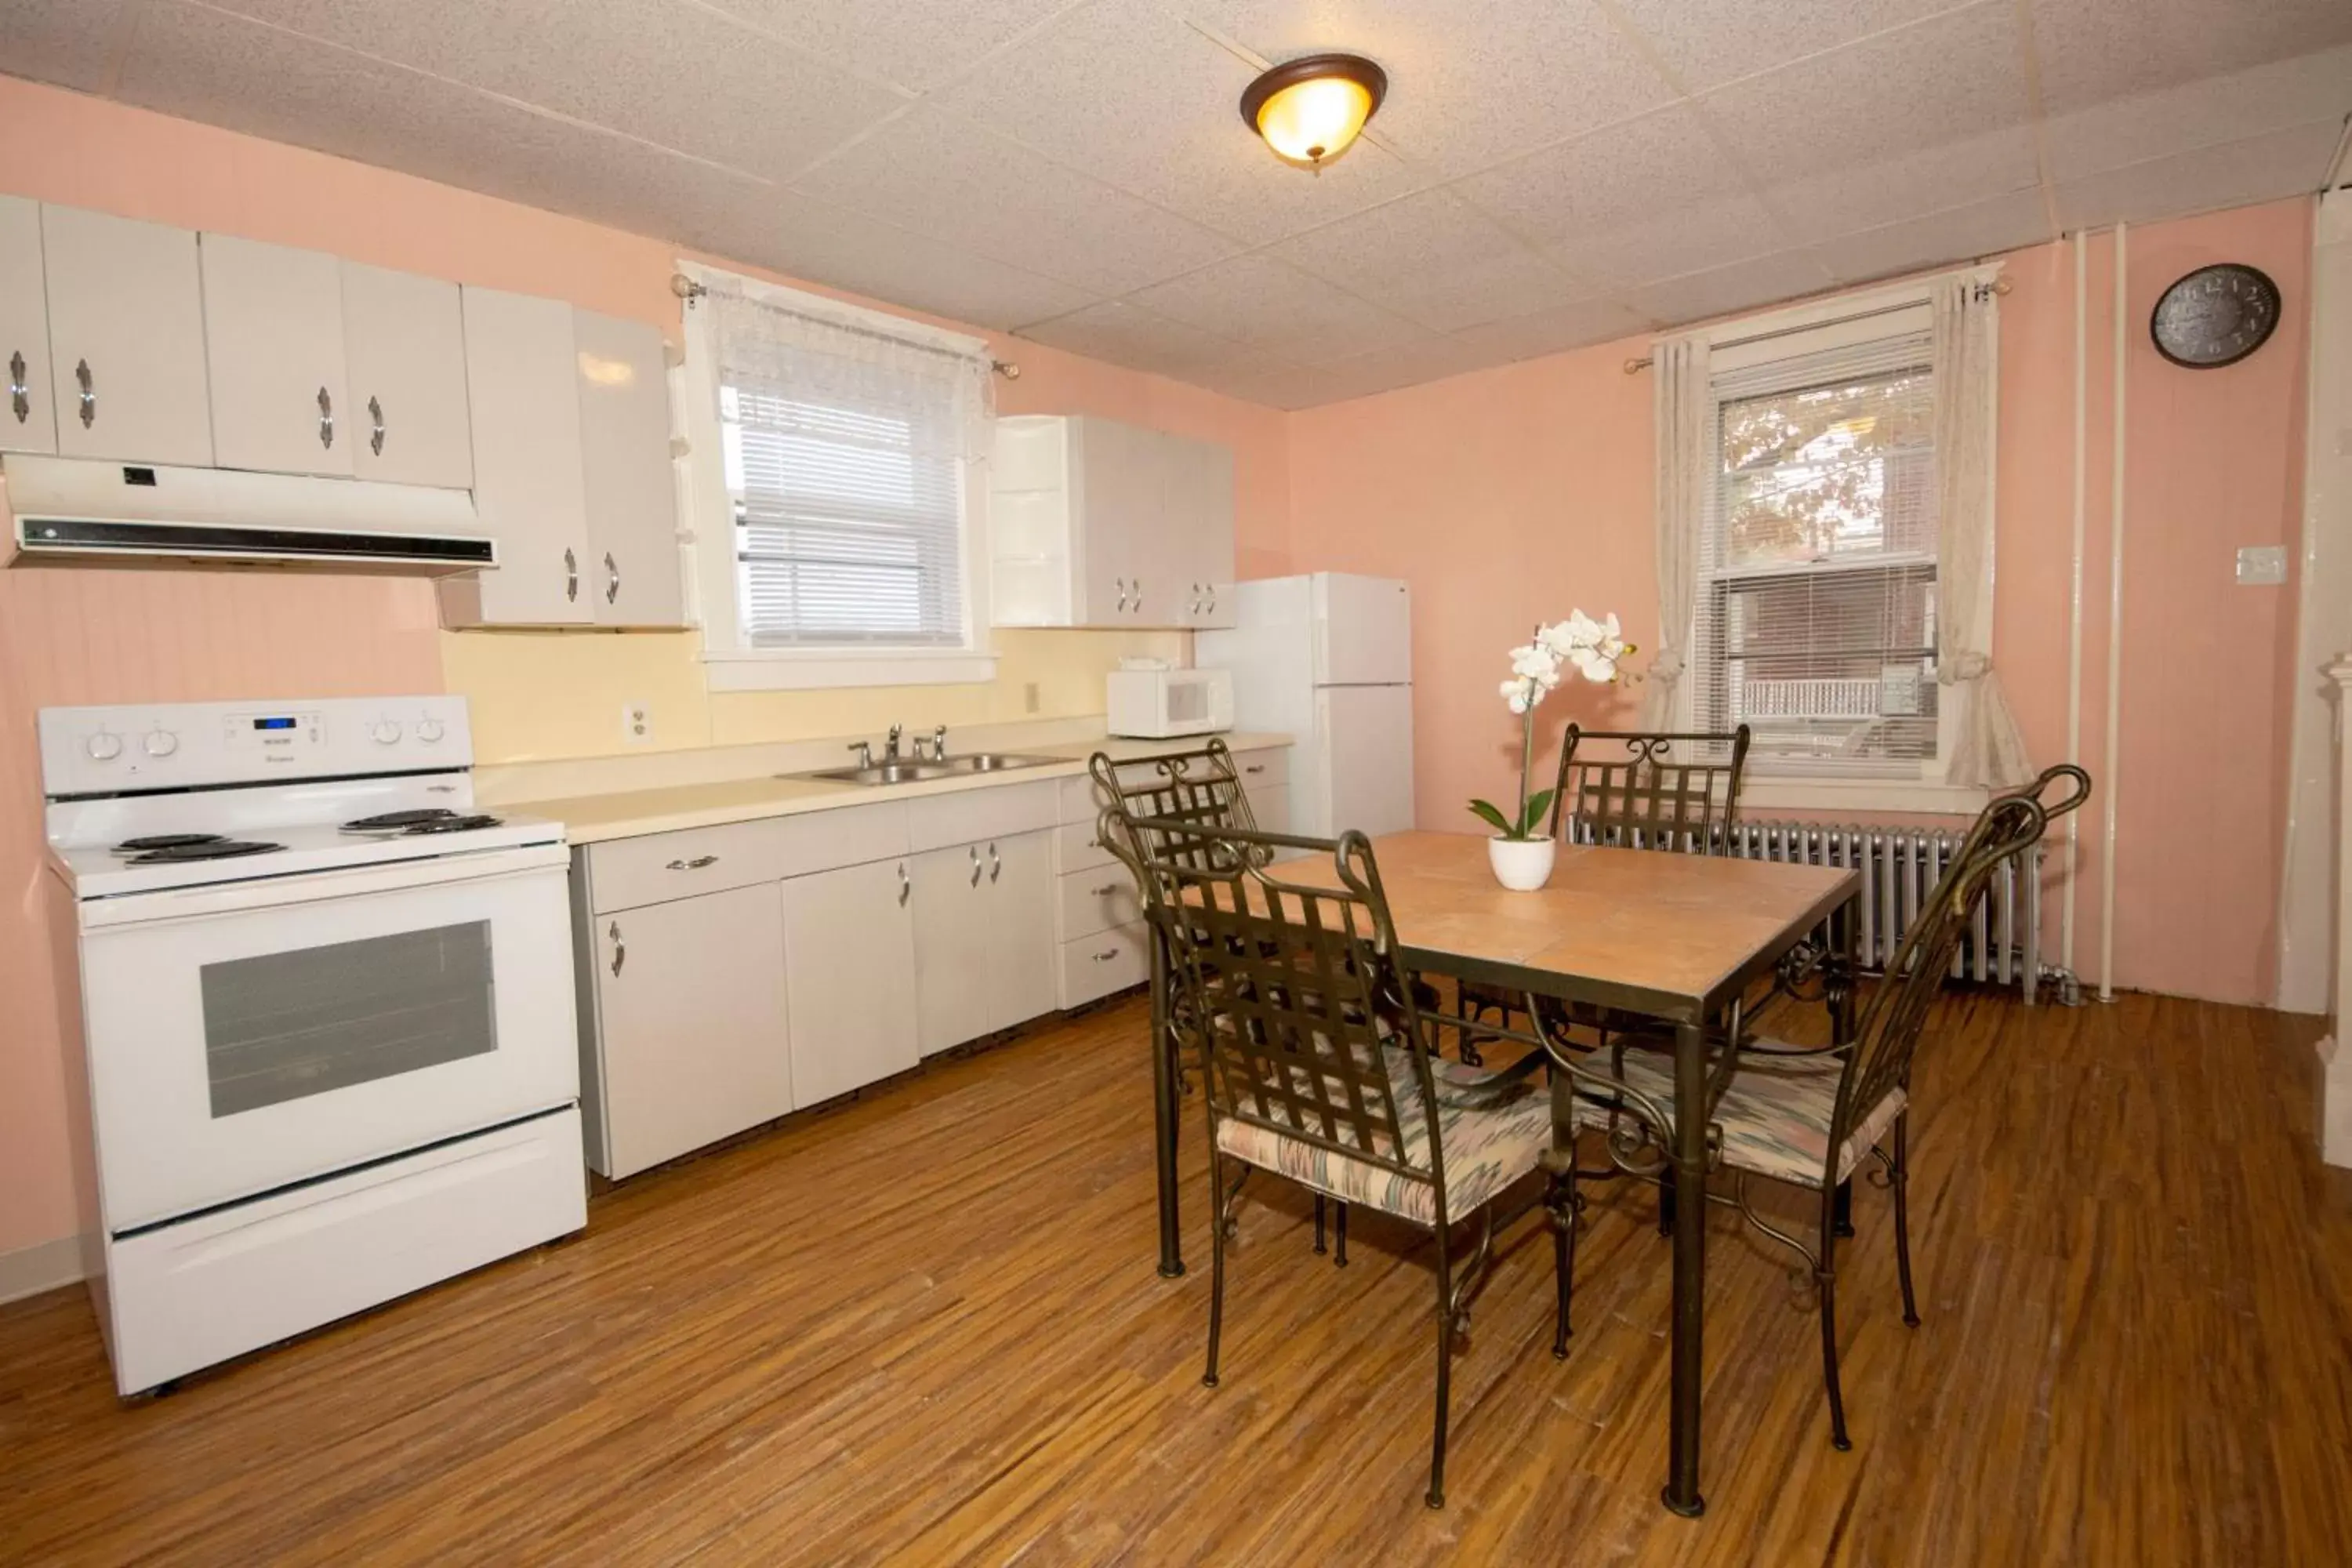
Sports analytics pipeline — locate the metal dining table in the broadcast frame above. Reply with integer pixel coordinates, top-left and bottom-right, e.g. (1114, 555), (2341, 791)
(1144, 829), (1860, 1517)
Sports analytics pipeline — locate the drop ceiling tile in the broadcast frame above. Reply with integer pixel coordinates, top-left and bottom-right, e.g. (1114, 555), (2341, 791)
(1762, 126), (2042, 239)
(1265, 187), (1587, 333)
(1127, 252), (1425, 363)
(791, 108), (1237, 296)
(0, 0), (142, 92)
(1285, 332), (1500, 402)
(1447, 296), (1657, 363)
(688, 0), (1081, 93)
(1626, 249), (1840, 331)
(1187, 0), (1677, 177)
(2045, 45), (2352, 181)
(1696, 2), (2031, 183)
(1014, 300), (1253, 378)
(1606, 0), (1975, 93)
(114, 2), (775, 241)
(1811, 188), (2052, 285)
(2028, 0), (2352, 115)
(934, 0), (1429, 245)
(2053, 120), (2344, 232)
(1457, 105), (1786, 284)
(681, 190), (1098, 331)
(200, 0), (906, 180)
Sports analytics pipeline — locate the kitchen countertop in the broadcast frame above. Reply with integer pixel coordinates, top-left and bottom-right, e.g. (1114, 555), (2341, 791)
(503, 732), (1296, 844)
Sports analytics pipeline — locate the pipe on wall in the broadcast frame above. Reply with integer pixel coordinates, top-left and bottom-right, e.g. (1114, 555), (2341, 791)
(2100, 223), (2128, 1003)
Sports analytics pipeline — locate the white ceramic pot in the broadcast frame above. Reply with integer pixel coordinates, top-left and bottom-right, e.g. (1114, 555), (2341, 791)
(1487, 835), (1557, 891)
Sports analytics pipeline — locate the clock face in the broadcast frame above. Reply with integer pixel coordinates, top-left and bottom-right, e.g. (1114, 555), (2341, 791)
(2151, 264), (2281, 368)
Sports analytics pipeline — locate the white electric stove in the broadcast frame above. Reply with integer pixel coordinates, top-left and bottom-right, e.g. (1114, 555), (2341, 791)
(41, 695), (587, 1396)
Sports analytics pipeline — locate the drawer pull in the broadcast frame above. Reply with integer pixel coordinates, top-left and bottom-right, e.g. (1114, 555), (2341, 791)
(666, 854), (719, 871)
(1090, 882), (1120, 897)
(1092, 947), (1119, 963)
(1243, 764), (1265, 775)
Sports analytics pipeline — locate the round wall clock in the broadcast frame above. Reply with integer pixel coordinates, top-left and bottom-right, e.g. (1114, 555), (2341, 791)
(2150, 263), (2281, 368)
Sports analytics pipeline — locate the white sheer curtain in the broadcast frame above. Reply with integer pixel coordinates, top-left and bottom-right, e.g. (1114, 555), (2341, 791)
(1642, 332), (1709, 728)
(1931, 275), (2032, 787)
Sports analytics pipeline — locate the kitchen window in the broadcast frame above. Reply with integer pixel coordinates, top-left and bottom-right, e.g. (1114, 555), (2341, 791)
(1656, 271), (2011, 812)
(678, 263), (996, 689)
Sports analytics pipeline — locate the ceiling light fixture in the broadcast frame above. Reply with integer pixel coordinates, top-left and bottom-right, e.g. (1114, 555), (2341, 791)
(1239, 53), (1386, 172)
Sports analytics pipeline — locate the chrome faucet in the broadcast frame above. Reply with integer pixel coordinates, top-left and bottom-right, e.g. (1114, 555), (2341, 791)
(927, 724), (949, 760)
(883, 724), (904, 763)
(847, 740), (874, 768)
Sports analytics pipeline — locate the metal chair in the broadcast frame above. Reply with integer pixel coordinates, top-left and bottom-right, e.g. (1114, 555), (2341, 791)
(1459, 725), (1753, 1062)
(1580, 786), (2053, 1450)
(1109, 811), (1573, 1511)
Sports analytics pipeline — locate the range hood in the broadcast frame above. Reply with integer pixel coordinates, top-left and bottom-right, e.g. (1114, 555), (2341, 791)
(3, 455), (494, 575)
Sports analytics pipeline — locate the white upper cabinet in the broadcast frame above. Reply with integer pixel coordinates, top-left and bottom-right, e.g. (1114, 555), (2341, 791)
(0, 198), (56, 456)
(574, 309), (681, 627)
(988, 413), (1236, 630)
(342, 261), (472, 490)
(42, 205), (212, 466)
(201, 234), (353, 477)
(445, 285), (593, 626)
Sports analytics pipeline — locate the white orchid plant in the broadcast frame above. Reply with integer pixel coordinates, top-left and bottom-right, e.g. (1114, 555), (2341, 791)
(1470, 612), (1635, 841)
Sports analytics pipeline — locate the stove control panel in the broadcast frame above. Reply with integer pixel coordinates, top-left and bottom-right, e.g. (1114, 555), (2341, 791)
(38, 696), (474, 797)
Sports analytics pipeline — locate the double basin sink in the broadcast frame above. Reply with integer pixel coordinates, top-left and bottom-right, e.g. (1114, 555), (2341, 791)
(791, 753), (1067, 788)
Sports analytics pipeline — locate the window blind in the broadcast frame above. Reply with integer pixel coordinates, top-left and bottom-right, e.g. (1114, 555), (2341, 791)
(710, 288), (986, 648)
(1695, 328), (1940, 771)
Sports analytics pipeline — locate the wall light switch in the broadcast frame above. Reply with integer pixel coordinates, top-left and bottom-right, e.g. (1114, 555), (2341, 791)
(622, 701), (653, 744)
(2235, 545), (2288, 586)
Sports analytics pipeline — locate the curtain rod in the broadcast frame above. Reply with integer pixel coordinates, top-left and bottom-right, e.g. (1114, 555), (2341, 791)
(1621, 274), (2013, 374)
(672, 273), (1020, 379)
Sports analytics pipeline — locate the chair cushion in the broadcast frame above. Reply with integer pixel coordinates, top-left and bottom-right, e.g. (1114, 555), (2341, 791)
(1605, 1045), (1905, 1188)
(1214, 1050), (1553, 1227)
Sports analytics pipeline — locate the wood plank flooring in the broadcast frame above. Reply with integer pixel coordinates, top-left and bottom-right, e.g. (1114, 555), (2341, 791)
(2, 987), (2347, 1565)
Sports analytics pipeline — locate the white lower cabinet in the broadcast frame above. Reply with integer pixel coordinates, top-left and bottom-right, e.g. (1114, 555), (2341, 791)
(585, 882), (792, 1181)
(782, 857), (920, 1105)
(913, 829), (1056, 1056)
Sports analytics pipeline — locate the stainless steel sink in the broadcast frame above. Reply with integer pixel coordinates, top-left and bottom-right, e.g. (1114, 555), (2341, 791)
(790, 753), (1065, 787)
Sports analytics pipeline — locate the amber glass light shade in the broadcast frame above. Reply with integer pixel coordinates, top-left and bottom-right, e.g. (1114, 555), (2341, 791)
(1240, 54), (1387, 169)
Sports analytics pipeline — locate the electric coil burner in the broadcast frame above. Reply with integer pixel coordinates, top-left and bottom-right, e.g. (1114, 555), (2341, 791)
(127, 838), (284, 864)
(343, 808), (506, 835)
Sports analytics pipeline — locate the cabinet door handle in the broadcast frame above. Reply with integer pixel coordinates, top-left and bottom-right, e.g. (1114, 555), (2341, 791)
(318, 386), (335, 449)
(7, 350), (26, 424)
(608, 920), (625, 975)
(989, 842), (1001, 884)
(665, 854), (718, 871)
(1206, 584), (1217, 615)
(564, 547), (579, 601)
(74, 359), (93, 428)
(604, 550), (620, 606)
(1131, 577), (1142, 613)
(368, 394), (385, 456)
(1114, 575), (1128, 614)
(969, 845), (983, 887)
(898, 862), (911, 905)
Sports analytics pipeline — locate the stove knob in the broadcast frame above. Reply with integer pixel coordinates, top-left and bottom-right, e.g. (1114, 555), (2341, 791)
(143, 729), (180, 758)
(85, 731), (123, 761)
(370, 720), (403, 745)
(416, 718), (445, 744)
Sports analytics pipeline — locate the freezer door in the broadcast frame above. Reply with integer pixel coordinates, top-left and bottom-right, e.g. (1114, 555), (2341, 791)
(1317, 683), (1416, 838)
(1312, 573), (1412, 687)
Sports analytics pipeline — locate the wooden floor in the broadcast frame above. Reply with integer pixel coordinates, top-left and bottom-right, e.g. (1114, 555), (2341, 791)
(2, 987), (2347, 1566)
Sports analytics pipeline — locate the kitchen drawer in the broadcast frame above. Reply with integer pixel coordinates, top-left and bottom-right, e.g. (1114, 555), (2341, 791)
(1055, 818), (1118, 875)
(585, 818), (789, 912)
(906, 778), (1057, 853)
(1060, 919), (1149, 1009)
(770, 800), (908, 879)
(1058, 862), (1140, 942)
(1231, 746), (1288, 789)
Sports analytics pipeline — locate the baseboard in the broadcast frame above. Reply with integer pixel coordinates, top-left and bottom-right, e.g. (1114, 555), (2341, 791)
(0, 1233), (88, 1305)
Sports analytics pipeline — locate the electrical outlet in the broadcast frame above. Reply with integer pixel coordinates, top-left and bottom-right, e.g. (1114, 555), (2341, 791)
(2235, 545), (2287, 586)
(1024, 681), (1041, 714)
(622, 701), (653, 744)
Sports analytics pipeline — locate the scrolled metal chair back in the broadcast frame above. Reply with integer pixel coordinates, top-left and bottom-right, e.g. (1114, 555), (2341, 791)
(1109, 811), (1452, 1207)
(1549, 724), (1753, 853)
(1831, 791), (2049, 1153)
(1088, 739), (1255, 875)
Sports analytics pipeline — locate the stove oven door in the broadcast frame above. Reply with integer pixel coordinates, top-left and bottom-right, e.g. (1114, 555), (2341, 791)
(74, 843), (579, 1232)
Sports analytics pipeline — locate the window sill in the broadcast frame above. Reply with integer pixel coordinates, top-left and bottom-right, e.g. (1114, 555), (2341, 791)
(703, 650), (999, 692)
(1740, 777), (1988, 817)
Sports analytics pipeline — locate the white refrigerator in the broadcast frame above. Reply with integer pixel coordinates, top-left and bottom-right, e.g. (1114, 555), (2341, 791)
(1199, 572), (1415, 841)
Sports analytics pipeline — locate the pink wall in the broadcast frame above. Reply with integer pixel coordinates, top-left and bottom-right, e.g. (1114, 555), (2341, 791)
(1287, 199), (2314, 1007)
(0, 78), (1289, 1265)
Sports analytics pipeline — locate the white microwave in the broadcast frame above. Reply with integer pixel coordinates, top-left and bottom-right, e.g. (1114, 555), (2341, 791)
(1106, 667), (1234, 739)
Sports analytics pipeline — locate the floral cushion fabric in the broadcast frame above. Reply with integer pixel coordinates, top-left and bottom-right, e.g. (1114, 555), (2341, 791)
(1606, 1046), (1904, 1188)
(1214, 1050), (1555, 1227)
